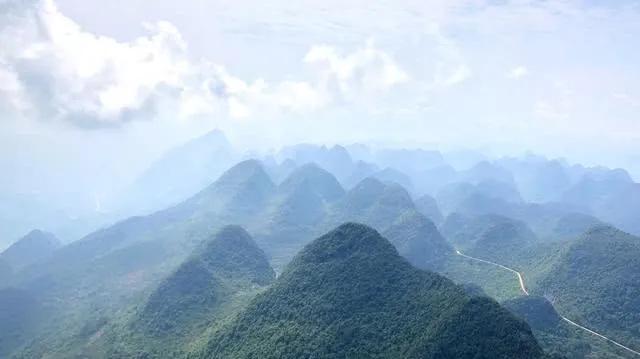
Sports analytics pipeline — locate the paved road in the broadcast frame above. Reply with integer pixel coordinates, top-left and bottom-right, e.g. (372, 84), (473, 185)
(455, 250), (529, 295)
(455, 249), (640, 357)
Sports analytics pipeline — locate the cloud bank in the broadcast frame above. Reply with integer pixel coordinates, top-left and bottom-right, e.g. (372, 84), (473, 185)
(0, 0), (410, 129)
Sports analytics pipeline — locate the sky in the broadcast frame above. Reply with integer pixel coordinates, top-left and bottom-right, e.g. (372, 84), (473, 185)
(1, 0), (639, 197)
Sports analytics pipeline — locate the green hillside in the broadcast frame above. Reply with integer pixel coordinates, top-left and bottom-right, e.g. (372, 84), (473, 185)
(197, 223), (546, 359)
(536, 226), (640, 350)
(382, 210), (453, 271)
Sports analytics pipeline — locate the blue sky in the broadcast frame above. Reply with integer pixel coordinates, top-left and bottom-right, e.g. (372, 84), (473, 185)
(1, 0), (639, 179)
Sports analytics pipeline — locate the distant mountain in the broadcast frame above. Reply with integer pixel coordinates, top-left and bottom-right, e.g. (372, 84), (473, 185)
(0, 229), (60, 270)
(261, 157), (298, 184)
(414, 194), (444, 225)
(342, 160), (379, 189)
(536, 226), (640, 349)
(198, 223), (546, 358)
(328, 177), (415, 230)
(411, 164), (458, 195)
(279, 144), (354, 183)
(438, 182), (592, 241)
(177, 159), (276, 224)
(562, 169), (632, 208)
(559, 169), (640, 235)
(459, 161), (515, 186)
(436, 180), (522, 216)
(551, 213), (604, 240)
(441, 213), (536, 265)
(442, 150), (488, 170)
(18, 160), (275, 284)
(371, 167), (414, 192)
(278, 163), (345, 202)
(374, 148), (445, 176)
(497, 157), (571, 203)
(119, 129), (236, 215)
(382, 211), (453, 270)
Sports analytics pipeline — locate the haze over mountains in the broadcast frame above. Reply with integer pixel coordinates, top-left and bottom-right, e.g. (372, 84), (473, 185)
(0, 129), (639, 358)
(2, 0), (640, 356)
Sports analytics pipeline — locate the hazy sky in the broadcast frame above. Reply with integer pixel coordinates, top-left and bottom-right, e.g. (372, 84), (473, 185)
(1, 0), (639, 188)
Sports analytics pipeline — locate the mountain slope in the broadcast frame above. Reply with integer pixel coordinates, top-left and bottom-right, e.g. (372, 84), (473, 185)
(442, 213), (536, 261)
(382, 211), (453, 270)
(278, 163), (345, 202)
(414, 194), (444, 225)
(504, 295), (634, 358)
(101, 226), (276, 357)
(536, 226), (640, 349)
(119, 129), (236, 214)
(551, 213), (604, 240)
(135, 226), (274, 337)
(328, 177), (415, 230)
(0, 229), (60, 270)
(198, 223), (546, 359)
(8, 160), (277, 358)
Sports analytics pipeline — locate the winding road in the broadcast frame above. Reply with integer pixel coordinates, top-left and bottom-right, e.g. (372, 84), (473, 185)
(454, 249), (640, 357)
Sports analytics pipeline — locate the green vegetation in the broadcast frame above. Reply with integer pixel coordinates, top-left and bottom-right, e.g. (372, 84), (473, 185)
(135, 225), (274, 335)
(7, 156), (638, 359)
(197, 223), (546, 359)
(440, 255), (523, 302)
(536, 226), (640, 350)
(505, 296), (632, 359)
(382, 210), (452, 271)
(442, 213), (536, 264)
(96, 226), (274, 358)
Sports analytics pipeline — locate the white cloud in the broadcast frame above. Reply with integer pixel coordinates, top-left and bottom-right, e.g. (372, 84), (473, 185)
(437, 64), (471, 87)
(428, 24), (471, 88)
(0, 0), (410, 127)
(304, 40), (409, 97)
(0, 0), (217, 127)
(508, 66), (528, 79)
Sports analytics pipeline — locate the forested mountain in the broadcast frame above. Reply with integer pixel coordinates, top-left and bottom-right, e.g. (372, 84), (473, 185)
(2, 150), (638, 359)
(382, 211), (453, 271)
(414, 193), (444, 225)
(104, 226), (275, 357)
(436, 180), (522, 215)
(497, 156), (572, 203)
(2, 1), (639, 358)
(0, 230), (60, 271)
(535, 226), (640, 349)
(561, 169), (640, 236)
(136, 226), (274, 335)
(278, 144), (355, 184)
(198, 223), (546, 359)
(551, 213), (604, 240)
(327, 177), (415, 230)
